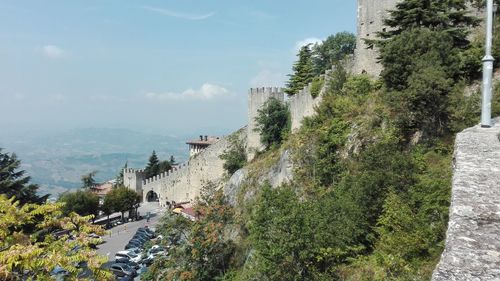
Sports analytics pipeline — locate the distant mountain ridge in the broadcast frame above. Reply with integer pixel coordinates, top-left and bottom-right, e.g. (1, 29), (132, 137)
(0, 127), (188, 197)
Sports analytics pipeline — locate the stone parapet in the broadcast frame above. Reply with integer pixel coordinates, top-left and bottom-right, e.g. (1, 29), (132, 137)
(432, 118), (500, 280)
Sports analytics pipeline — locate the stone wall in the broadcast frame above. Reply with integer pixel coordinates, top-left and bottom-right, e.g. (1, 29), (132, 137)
(432, 118), (500, 280)
(353, 0), (398, 77)
(247, 87), (284, 160)
(141, 128), (246, 206)
(288, 68), (336, 132)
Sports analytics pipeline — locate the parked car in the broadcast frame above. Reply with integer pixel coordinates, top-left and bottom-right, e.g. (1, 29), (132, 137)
(131, 235), (148, 243)
(136, 230), (154, 238)
(125, 242), (142, 250)
(125, 247), (142, 255)
(149, 245), (166, 257)
(102, 262), (136, 278)
(115, 250), (142, 263)
(115, 258), (140, 270)
(134, 231), (152, 239)
(140, 255), (154, 266)
(128, 239), (145, 247)
(137, 228), (155, 237)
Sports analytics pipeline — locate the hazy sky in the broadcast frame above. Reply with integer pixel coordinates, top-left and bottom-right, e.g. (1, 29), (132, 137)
(0, 0), (356, 136)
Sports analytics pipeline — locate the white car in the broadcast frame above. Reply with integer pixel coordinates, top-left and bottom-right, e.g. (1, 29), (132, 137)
(115, 250), (142, 263)
(148, 245), (167, 257)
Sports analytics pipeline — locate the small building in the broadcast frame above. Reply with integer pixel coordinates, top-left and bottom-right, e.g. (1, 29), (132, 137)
(90, 180), (114, 204)
(186, 135), (220, 157)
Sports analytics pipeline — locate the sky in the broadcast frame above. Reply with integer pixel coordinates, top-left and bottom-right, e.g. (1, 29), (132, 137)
(0, 0), (356, 137)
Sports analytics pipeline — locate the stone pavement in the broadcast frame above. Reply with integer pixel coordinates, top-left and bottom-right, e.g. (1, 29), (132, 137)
(432, 118), (500, 280)
(97, 202), (164, 260)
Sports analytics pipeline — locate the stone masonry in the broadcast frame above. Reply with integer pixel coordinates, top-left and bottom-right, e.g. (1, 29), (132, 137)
(432, 119), (500, 280)
(353, 0), (398, 77)
(247, 87), (284, 160)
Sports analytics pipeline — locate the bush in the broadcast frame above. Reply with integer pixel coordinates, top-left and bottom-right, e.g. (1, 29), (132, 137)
(220, 134), (247, 175)
(310, 76), (324, 98)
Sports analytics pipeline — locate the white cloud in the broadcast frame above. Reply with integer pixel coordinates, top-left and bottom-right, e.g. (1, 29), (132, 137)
(142, 6), (215, 21)
(145, 83), (230, 101)
(40, 45), (68, 59)
(294, 37), (323, 53)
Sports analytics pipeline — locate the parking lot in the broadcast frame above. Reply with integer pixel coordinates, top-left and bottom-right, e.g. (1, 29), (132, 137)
(97, 202), (164, 263)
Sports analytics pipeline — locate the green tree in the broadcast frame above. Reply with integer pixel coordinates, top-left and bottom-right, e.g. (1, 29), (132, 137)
(144, 150), (160, 179)
(311, 32), (356, 75)
(58, 190), (100, 219)
(100, 193), (115, 223)
(285, 44), (315, 95)
(254, 97), (290, 149)
(105, 185), (140, 221)
(159, 160), (172, 174)
(169, 155), (177, 165)
(219, 134), (247, 175)
(0, 148), (48, 205)
(186, 183), (235, 281)
(0, 196), (112, 280)
(81, 170), (97, 189)
(380, 29), (460, 138)
(379, 0), (479, 48)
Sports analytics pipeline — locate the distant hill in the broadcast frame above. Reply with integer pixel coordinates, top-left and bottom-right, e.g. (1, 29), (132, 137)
(0, 128), (188, 197)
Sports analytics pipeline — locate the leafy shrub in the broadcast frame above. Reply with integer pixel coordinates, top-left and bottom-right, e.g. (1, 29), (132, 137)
(310, 76), (324, 98)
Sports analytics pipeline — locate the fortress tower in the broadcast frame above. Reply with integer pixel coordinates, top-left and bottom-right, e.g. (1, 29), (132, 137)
(123, 168), (145, 198)
(353, 0), (399, 76)
(247, 87), (285, 160)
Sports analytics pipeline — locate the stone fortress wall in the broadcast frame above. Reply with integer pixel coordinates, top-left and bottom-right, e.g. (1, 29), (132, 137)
(353, 0), (399, 77)
(246, 87), (284, 160)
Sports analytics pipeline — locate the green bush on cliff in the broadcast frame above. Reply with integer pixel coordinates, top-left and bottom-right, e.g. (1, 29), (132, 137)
(220, 134), (247, 175)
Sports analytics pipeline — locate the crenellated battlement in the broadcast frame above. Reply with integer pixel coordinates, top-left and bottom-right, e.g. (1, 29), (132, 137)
(138, 131), (238, 206)
(249, 87), (283, 96)
(143, 163), (189, 186)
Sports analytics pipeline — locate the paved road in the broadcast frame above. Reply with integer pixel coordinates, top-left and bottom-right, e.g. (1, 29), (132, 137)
(97, 202), (164, 260)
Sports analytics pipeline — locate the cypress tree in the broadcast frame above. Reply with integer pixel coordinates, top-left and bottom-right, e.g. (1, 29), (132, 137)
(144, 150), (160, 179)
(285, 44), (315, 96)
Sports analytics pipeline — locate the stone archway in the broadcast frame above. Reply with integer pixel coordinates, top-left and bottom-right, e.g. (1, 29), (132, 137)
(146, 190), (159, 202)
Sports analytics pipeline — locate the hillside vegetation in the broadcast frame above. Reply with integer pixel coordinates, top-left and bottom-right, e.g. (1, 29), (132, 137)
(145, 1), (500, 280)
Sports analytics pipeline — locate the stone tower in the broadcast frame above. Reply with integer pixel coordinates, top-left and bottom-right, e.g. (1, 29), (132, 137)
(123, 168), (145, 198)
(246, 87), (284, 160)
(353, 0), (399, 76)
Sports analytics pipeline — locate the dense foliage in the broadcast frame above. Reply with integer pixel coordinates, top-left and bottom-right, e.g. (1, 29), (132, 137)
(0, 148), (48, 205)
(104, 185), (141, 221)
(0, 196), (111, 280)
(58, 189), (100, 218)
(143, 183), (235, 281)
(311, 32), (356, 76)
(254, 97), (290, 149)
(286, 32), (356, 96)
